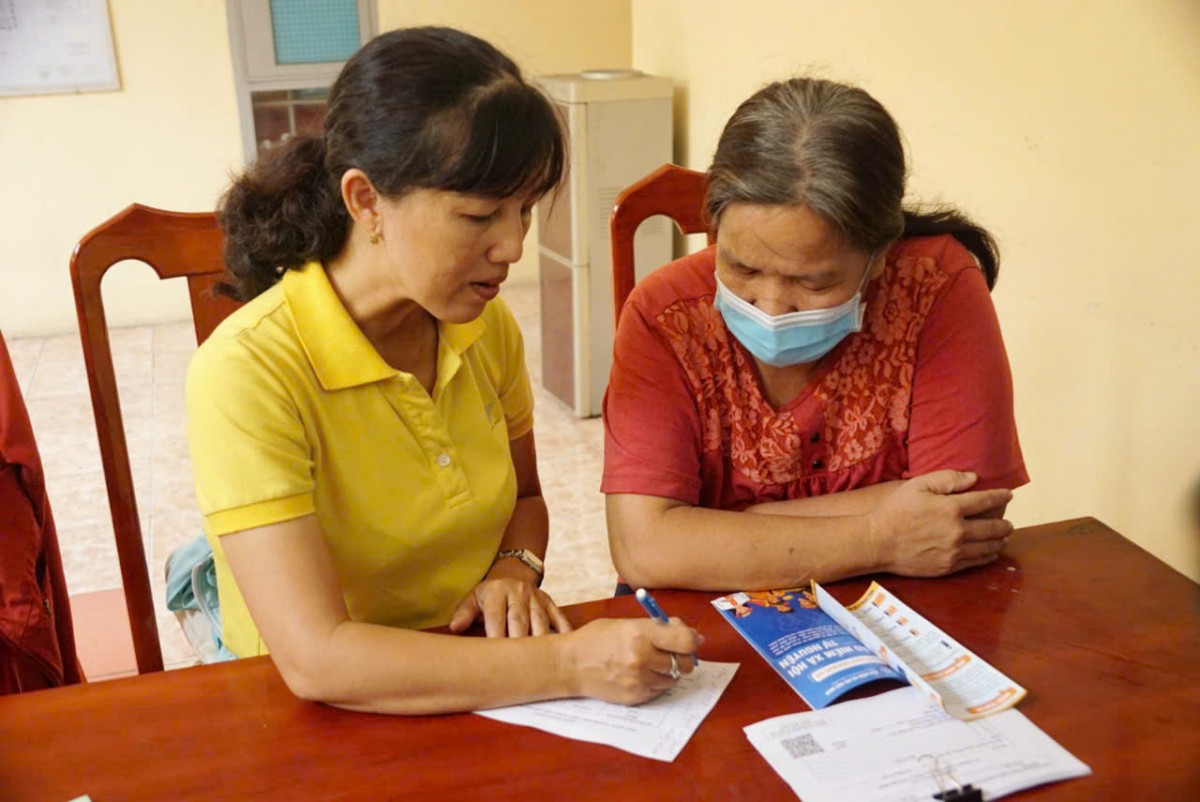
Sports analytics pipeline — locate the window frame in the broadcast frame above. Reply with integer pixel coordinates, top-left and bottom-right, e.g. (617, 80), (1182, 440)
(225, 0), (378, 161)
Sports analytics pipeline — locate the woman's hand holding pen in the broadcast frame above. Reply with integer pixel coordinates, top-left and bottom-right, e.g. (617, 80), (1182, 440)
(559, 618), (702, 705)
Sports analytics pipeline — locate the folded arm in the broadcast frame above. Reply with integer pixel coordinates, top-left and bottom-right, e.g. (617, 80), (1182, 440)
(608, 495), (880, 591)
(608, 470), (1013, 592)
(743, 481), (902, 518)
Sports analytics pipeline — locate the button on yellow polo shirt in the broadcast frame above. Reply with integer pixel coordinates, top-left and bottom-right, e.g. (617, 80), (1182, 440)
(185, 262), (533, 657)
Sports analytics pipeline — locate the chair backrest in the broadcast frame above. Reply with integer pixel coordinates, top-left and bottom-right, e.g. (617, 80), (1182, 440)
(609, 164), (712, 327)
(69, 204), (240, 674)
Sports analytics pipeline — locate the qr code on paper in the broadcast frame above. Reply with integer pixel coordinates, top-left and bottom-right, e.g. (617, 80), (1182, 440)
(781, 733), (824, 758)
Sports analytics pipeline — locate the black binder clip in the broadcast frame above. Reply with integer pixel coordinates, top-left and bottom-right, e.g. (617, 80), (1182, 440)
(921, 754), (984, 801)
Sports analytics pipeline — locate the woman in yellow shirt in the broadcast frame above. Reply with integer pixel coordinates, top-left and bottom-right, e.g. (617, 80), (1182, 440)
(186, 27), (699, 714)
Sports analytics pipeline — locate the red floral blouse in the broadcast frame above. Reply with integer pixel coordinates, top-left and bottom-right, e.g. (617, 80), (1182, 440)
(601, 236), (1028, 510)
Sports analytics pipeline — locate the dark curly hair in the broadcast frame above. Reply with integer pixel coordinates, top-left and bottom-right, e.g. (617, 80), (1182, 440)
(705, 77), (1000, 289)
(217, 27), (566, 300)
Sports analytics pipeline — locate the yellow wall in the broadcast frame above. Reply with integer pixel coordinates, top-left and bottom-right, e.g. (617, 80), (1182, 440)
(632, 0), (1200, 580)
(0, 0), (244, 337)
(376, 0), (633, 293)
(0, 0), (631, 337)
(377, 1), (631, 76)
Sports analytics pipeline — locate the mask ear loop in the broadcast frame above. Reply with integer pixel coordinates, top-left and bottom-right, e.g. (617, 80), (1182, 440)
(857, 248), (882, 293)
(847, 249), (881, 328)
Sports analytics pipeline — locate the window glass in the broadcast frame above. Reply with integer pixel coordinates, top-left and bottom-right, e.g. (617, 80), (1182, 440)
(251, 88), (330, 156)
(269, 0), (360, 65)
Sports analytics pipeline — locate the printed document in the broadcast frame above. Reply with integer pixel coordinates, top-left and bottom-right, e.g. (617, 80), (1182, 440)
(712, 582), (1025, 719)
(816, 581), (1026, 718)
(713, 588), (903, 710)
(476, 661), (739, 762)
(745, 687), (1091, 802)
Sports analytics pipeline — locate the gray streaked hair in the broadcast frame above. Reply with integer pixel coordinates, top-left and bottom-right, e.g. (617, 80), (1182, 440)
(705, 77), (1000, 287)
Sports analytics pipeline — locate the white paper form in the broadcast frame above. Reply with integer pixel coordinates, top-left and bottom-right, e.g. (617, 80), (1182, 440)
(476, 661), (739, 762)
(745, 687), (1091, 802)
(814, 581), (1026, 719)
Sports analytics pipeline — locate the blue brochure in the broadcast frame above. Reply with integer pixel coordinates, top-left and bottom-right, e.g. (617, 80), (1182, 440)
(712, 588), (903, 709)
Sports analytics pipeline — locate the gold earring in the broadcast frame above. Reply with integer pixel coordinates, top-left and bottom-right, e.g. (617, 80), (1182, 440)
(369, 230), (380, 244)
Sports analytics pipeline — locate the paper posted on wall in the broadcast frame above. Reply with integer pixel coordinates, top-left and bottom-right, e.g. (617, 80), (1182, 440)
(744, 686), (1090, 802)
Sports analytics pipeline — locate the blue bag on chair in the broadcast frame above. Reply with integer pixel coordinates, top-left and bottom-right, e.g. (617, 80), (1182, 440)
(165, 535), (236, 663)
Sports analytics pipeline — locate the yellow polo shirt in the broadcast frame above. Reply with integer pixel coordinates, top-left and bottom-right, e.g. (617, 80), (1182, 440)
(185, 262), (533, 657)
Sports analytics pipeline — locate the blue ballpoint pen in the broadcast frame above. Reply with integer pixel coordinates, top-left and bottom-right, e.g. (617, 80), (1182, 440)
(635, 588), (699, 667)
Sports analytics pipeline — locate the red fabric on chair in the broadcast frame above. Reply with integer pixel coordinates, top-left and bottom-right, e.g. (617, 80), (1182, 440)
(0, 328), (84, 694)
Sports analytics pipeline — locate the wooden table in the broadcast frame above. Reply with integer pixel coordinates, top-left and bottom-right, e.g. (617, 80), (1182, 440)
(2, 517), (1197, 800)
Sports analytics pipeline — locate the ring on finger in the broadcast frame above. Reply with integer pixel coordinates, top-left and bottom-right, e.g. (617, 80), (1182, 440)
(668, 653), (681, 680)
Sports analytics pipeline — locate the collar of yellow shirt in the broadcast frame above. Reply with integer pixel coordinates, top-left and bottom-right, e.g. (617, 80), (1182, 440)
(282, 261), (486, 392)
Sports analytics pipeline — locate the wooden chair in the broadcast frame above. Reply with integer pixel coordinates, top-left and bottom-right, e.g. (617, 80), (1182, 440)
(608, 164), (712, 327)
(69, 204), (240, 674)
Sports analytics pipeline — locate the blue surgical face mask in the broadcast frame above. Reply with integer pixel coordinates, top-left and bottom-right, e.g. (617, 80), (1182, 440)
(713, 265), (872, 367)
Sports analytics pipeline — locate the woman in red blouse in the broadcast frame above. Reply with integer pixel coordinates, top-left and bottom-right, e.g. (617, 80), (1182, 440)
(602, 77), (1027, 592)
